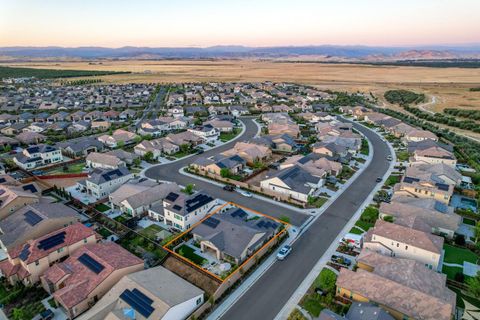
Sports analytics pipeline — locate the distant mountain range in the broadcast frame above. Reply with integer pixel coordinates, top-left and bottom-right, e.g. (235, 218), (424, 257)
(1, 45), (480, 61)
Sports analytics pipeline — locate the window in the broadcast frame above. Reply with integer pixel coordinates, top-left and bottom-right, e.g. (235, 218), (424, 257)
(35, 261), (40, 266)
(196, 297), (202, 305)
(84, 239), (88, 244)
(396, 243), (399, 247)
(57, 247), (64, 253)
(405, 245), (408, 250)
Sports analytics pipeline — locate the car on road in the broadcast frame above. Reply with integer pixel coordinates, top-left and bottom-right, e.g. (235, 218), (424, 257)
(223, 184), (235, 192)
(386, 155), (393, 161)
(277, 245), (292, 260)
(196, 148), (204, 154)
(237, 189), (253, 197)
(376, 177), (383, 183)
(331, 254), (352, 266)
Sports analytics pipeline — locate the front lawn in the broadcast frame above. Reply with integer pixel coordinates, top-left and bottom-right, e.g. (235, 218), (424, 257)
(360, 139), (369, 155)
(385, 175), (400, 187)
(443, 244), (478, 264)
(349, 226), (364, 235)
(355, 219), (374, 232)
(308, 196), (328, 208)
(220, 129), (240, 142)
(176, 244), (207, 265)
(396, 151), (410, 161)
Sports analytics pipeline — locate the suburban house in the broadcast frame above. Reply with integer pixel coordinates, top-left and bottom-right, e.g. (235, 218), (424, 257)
(312, 142), (349, 158)
(319, 302), (395, 320)
(188, 124), (219, 143)
(268, 123), (300, 137)
(57, 137), (105, 158)
(77, 266), (204, 320)
(134, 138), (180, 159)
(14, 144), (63, 170)
(221, 142), (272, 165)
(0, 223), (97, 286)
(403, 129), (438, 142)
(16, 131), (46, 145)
(105, 149), (140, 166)
(98, 129), (140, 148)
(109, 181), (180, 217)
(0, 202), (81, 251)
(91, 118), (111, 130)
(86, 152), (125, 170)
(41, 243), (144, 319)
(405, 162), (462, 187)
(165, 131), (204, 147)
(413, 146), (457, 167)
(68, 121), (91, 133)
(393, 175), (453, 205)
(159, 191), (216, 231)
(337, 249), (455, 320)
(260, 165), (324, 203)
(204, 119), (234, 132)
(138, 119), (171, 137)
(80, 167), (134, 200)
(191, 155), (246, 176)
(379, 196), (460, 238)
(251, 134), (297, 153)
(0, 185), (40, 220)
(363, 220), (444, 270)
(280, 154), (341, 177)
(192, 207), (279, 264)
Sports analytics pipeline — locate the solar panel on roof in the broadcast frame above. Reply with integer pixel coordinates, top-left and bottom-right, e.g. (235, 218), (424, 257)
(231, 209), (247, 218)
(186, 194), (214, 213)
(24, 210), (43, 226)
(256, 221), (266, 228)
(37, 231), (66, 250)
(0, 178), (6, 183)
(19, 244), (30, 261)
(172, 205), (182, 211)
(403, 176), (420, 184)
(165, 192), (179, 202)
(435, 183), (449, 191)
(120, 289), (155, 318)
(22, 184), (38, 193)
(78, 253), (105, 274)
(203, 217), (220, 228)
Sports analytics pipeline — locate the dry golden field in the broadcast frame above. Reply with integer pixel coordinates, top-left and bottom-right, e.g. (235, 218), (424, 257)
(3, 59), (480, 113)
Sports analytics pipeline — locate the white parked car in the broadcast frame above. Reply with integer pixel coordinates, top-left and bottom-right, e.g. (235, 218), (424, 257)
(238, 189), (253, 197)
(277, 245), (292, 260)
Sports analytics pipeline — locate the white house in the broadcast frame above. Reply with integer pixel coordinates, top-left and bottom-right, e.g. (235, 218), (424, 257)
(13, 144), (63, 170)
(187, 124), (219, 143)
(80, 167), (133, 200)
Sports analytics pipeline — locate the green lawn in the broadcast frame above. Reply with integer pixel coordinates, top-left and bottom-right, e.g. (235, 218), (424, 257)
(49, 162), (86, 174)
(96, 227), (113, 238)
(172, 149), (196, 159)
(443, 244), (479, 264)
(301, 297), (324, 317)
(308, 197), (328, 208)
(396, 151), (410, 161)
(463, 218), (477, 226)
(355, 220), (374, 232)
(220, 129), (240, 142)
(349, 227), (364, 235)
(442, 265), (464, 280)
(95, 203), (111, 212)
(449, 286), (480, 309)
(385, 175), (401, 187)
(176, 245), (207, 265)
(140, 224), (164, 240)
(360, 139), (369, 155)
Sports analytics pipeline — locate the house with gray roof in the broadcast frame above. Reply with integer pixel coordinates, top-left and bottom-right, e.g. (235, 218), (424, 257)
(192, 207), (279, 264)
(57, 137), (104, 157)
(81, 167), (133, 200)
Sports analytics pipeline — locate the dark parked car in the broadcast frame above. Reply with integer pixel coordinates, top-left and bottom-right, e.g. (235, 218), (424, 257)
(376, 177), (383, 183)
(331, 254), (352, 266)
(39, 309), (54, 320)
(223, 184), (235, 191)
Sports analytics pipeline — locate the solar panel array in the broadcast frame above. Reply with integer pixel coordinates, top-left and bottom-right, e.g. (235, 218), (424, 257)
(103, 169), (123, 181)
(120, 288), (155, 318)
(172, 205), (182, 211)
(165, 192), (179, 202)
(256, 220), (278, 229)
(37, 231), (66, 251)
(78, 253), (105, 274)
(230, 209), (247, 219)
(203, 217), (221, 229)
(435, 183), (449, 191)
(403, 176), (420, 184)
(22, 184), (38, 193)
(19, 244), (31, 261)
(24, 210), (43, 226)
(185, 194), (214, 213)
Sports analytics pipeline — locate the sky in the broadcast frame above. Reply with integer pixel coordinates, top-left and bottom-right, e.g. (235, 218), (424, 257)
(1, 0), (479, 48)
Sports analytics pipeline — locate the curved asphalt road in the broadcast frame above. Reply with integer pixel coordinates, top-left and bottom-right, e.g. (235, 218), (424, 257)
(145, 117), (392, 320)
(217, 120), (392, 320)
(144, 117), (310, 227)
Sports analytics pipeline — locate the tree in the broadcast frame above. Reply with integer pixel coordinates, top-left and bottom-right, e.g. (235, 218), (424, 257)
(134, 135), (142, 143)
(179, 143), (190, 153)
(144, 151), (154, 162)
(183, 184), (194, 195)
(315, 268), (337, 293)
(133, 158), (141, 167)
(194, 118), (203, 126)
(467, 271), (480, 298)
(220, 168), (232, 178)
(117, 140), (125, 149)
(12, 308), (26, 320)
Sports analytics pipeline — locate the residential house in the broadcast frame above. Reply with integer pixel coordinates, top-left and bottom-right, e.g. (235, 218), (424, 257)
(160, 191), (216, 231)
(134, 138), (180, 159)
(41, 243), (144, 319)
(413, 146), (457, 167)
(191, 155), (246, 176)
(0, 184), (40, 220)
(204, 119), (234, 133)
(379, 197), (460, 238)
(192, 207), (279, 264)
(91, 118), (112, 130)
(251, 134), (298, 153)
(280, 154), (342, 177)
(68, 120), (91, 133)
(16, 131), (46, 145)
(363, 220), (444, 270)
(188, 124), (219, 143)
(0, 203), (81, 252)
(405, 162), (462, 187)
(57, 137), (104, 158)
(0, 223), (97, 286)
(80, 167), (133, 200)
(403, 129), (438, 143)
(119, 109), (136, 121)
(393, 175), (453, 205)
(0, 123), (28, 136)
(337, 249), (455, 320)
(165, 131), (204, 147)
(105, 149), (140, 165)
(260, 165), (324, 203)
(77, 266), (204, 320)
(221, 142), (272, 165)
(268, 123), (300, 137)
(14, 144), (63, 170)
(86, 152), (125, 170)
(98, 129), (139, 148)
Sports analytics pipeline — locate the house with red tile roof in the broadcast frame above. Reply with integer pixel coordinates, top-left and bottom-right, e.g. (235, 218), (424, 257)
(41, 242), (144, 319)
(0, 223), (98, 286)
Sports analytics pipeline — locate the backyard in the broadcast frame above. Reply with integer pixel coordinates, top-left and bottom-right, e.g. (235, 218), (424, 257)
(48, 162), (86, 174)
(0, 283), (47, 319)
(176, 244), (208, 266)
(139, 224), (164, 240)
